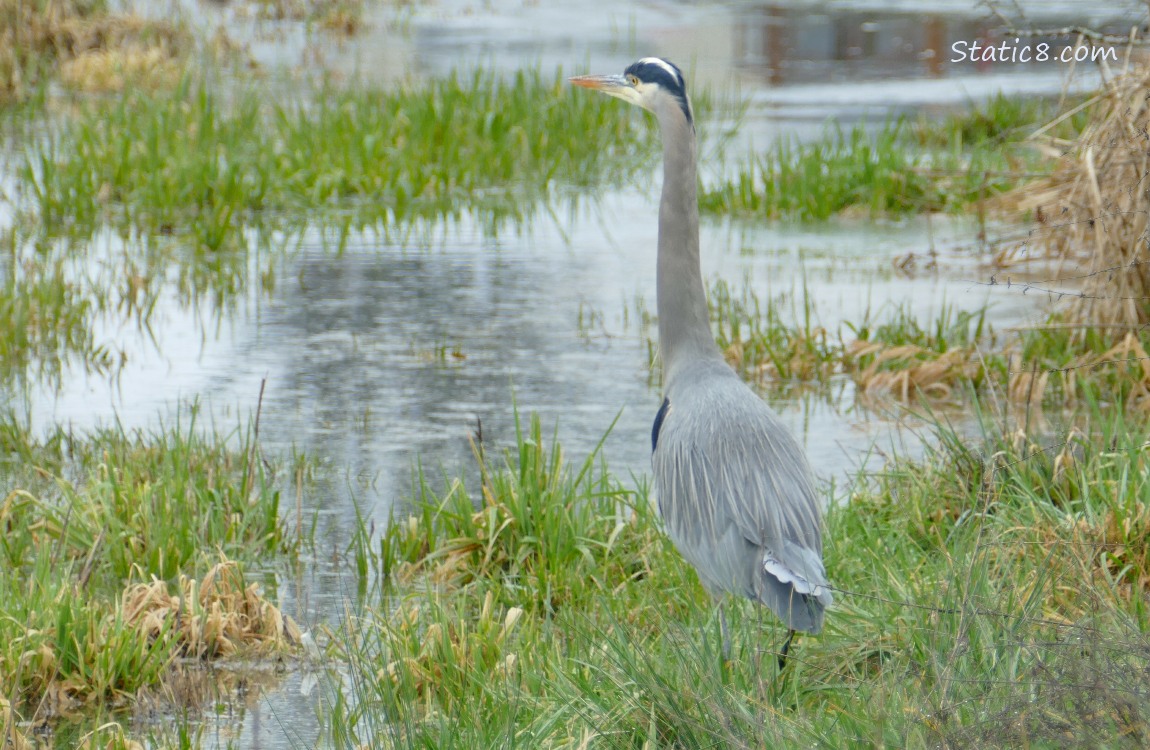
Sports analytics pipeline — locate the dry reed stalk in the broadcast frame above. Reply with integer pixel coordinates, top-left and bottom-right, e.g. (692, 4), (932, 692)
(999, 51), (1150, 329)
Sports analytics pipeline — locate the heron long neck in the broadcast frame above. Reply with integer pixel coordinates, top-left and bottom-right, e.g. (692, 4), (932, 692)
(656, 105), (721, 386)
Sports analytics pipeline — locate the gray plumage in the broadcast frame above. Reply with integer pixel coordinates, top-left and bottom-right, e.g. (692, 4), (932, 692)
(572, 58), (831, 641)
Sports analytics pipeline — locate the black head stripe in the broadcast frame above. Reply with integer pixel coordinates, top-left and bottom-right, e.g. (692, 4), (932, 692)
(625, 58), (692, 125)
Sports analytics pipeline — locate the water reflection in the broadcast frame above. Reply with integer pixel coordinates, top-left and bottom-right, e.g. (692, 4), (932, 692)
(735, 4), (1142, 85)
(4, 1), (1122, 746)
(147, 0), (1146, 94)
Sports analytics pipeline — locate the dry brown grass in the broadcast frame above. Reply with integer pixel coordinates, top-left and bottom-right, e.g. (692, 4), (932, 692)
(1073, 332), (1150, 412)
(244, 0), (364, 35)
(121, 559), (301, 660)
(0, 558), (296, 735)
(54, 14), (186, 93)
(999, 50), (1150, 328)
(846, 340), (982, 401)
(1, 696), (32, 750)
(0, 1), (187, 99)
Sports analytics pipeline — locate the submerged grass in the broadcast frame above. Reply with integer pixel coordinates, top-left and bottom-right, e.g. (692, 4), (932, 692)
(2, 65), (651, 385)
(325, 406), (1150, 747)
(0, 254), (116, 386)
(0, 407), (296, 736)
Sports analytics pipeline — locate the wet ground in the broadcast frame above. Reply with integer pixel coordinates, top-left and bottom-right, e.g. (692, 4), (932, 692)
(4, 0), (1148, 745)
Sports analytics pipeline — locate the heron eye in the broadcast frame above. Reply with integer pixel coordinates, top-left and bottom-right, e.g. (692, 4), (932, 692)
(627, 75), (640, 87)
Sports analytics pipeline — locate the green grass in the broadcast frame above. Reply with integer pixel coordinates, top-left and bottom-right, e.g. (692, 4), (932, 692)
(702, 278), (999, 401)
(701, 94), (1087, 221)
(374, 414), (645, 617)
(2, 66), (653, 385)
(0, 250), (116, 387)
(701, 278), (1150, 409)
(18, 68), (652, 246)
(323, 405), (1150, 747)
(700, 119), (1017, 221)
(0, 406), (291, 729)
(908, 91), (1092, 149)
(710, 277), (837, 384)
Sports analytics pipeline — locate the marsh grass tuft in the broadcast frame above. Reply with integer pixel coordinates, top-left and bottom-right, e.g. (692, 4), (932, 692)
(325, 405), (1150, 747)
(1, 0), (188, 100)
(701, 121), (942, 221)
(706, 278), (1150, 409)
(247, 0), (366, 35)
(845, 303), (992, 400)
(0, 408), (294, 726)
(909, 92), (1091, 149)
(377, 413), (649, 616)
(702, 93), (1087, 221)
(711, 277), (836, 383)
(705, 279), (1001, 403)
(20, 68), (651, 245)
(121, 558), (301, 659)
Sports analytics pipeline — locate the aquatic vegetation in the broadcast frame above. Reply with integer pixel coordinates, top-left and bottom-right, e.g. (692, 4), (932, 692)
(701, 93), (1086, 221)
(844, 303), (993, 400)
(18, 68), (651, 245)
(1, 65), (652, 386)
(325, 406), (1150, 747)
(247, 0), (367, 35)
(0, 254), (116, 387)
(710, 277), (837, 383)
(0, 409), (295, 730)
(376, 414), (649, 615)
(0, 0), (188, 100)
(704, 279), (998, 403)
(908, 91), (1091, 148)
(703, 277), (1150, 410)
(701, 120), (938, 221)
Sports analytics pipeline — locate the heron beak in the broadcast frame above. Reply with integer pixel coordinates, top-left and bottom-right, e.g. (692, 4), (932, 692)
(569, 73), (630, 94)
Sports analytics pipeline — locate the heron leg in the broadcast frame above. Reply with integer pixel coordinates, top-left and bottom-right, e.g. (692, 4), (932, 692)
(777, 629), (796, 671)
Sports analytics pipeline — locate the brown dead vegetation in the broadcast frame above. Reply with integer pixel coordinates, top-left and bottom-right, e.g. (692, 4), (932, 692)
(846, 341), (982, 401)
(999, 51), (1150, 329)
(1, 0), (187, 99)
(121, 559), (302, 660)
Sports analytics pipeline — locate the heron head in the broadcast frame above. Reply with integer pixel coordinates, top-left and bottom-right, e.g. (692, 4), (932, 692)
(570, 57), (693, 126)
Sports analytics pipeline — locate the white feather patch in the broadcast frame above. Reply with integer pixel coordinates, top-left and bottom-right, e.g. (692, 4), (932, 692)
(763, 555), (822, 595)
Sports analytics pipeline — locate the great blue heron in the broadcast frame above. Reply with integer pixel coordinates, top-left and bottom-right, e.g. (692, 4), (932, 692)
(571, 58), (831, 666)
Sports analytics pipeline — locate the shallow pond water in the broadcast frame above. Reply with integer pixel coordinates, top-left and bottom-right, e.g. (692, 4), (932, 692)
(5, 0), (1148, 745)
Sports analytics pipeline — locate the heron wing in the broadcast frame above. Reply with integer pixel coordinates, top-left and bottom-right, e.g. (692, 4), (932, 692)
(653, 371), (831, 612)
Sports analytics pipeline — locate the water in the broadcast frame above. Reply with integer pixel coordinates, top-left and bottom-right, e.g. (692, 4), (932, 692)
(5, 0), (1146, 745)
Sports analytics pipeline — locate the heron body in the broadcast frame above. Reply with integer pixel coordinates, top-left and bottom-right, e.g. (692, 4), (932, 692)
(572, 58), (831, 645)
